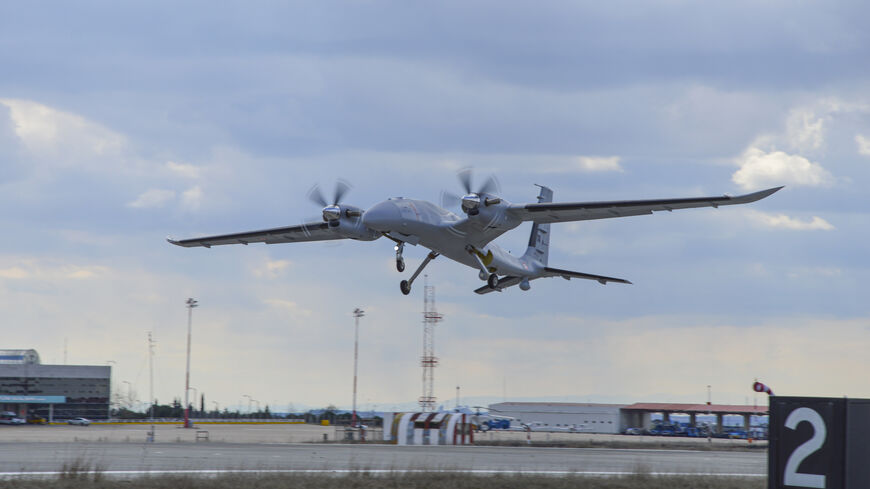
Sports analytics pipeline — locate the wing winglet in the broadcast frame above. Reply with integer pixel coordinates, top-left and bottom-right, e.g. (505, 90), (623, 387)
(726, 186), (784, 204)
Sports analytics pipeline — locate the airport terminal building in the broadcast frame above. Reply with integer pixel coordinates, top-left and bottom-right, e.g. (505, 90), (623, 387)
(0, 349), (110, 421)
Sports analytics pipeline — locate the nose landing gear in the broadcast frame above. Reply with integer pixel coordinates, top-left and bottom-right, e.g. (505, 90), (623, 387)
(395, 242), (405, 272)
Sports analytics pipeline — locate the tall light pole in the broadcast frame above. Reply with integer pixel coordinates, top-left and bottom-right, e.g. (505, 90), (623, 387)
(122, 381), (132, 410)
(147, 331), (156, 442)
(243, 394), (252, 414)
(352, 308), (364, 427)
(188, 387), (198, 416)
(184, 298), (198, 428)
(707, 384), (712, 443)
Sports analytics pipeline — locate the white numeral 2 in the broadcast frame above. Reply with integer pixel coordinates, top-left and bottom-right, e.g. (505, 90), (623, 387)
(783, 407), (826, 488)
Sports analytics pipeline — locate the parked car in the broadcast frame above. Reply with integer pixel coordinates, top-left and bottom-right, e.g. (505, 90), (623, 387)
(0, 412), (25, 425)
(624, 427), (643, 435)
(26, 415), (47, 425)
(727, 430), (748, 439)
(67, 417), (91, 426)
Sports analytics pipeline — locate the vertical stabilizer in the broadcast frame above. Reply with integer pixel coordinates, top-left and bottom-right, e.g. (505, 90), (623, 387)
(523, 185), (553, 266)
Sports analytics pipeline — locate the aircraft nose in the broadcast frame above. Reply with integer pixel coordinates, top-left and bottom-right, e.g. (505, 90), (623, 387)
(362, 200), (401, 232)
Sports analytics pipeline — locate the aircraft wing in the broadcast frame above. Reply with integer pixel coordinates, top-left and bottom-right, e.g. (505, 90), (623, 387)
(541, 267), (632, 285)
(474, 268), (631, 294)
(167, 221), (344, 248)
(507, 186), (782, 224)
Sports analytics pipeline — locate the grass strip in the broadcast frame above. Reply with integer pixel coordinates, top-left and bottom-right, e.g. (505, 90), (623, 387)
(0, 472), (765, 489)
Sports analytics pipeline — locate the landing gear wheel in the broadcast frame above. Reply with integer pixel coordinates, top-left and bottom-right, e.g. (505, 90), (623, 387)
(487, 273), (499, 289)
(400, 280), (411, 295)
(396, 259), (405, 272)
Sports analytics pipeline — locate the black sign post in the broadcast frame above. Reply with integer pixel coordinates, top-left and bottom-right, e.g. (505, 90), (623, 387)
(769, 396), (870, 488)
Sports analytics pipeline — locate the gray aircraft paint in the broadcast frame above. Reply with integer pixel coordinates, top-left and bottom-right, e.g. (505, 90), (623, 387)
(169, 184), (782, 294)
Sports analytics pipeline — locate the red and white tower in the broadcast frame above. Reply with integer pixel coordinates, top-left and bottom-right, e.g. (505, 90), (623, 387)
(419, 276), (441, 411)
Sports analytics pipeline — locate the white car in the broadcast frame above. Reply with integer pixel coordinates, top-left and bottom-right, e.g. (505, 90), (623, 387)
(0, 412), (25, 425)
(67, 417), (91, 426)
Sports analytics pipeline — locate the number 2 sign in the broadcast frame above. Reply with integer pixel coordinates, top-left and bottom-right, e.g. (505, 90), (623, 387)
(768, 396), (870, 489)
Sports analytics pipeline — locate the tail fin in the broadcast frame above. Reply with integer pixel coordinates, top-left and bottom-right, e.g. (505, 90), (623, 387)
(523, 185), (553, 266)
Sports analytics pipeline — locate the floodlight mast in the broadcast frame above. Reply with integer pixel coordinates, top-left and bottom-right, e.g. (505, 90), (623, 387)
(352, 308), (364, 427)
(184, 298), (198, 429)
(147, 331), (156, 442)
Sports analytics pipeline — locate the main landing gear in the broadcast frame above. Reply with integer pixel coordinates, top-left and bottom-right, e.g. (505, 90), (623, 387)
(399, 251), (439, 295)
(467, 245), (500, 290)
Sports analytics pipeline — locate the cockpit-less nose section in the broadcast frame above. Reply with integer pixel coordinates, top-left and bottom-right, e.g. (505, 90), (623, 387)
(168, 169), (782, 295)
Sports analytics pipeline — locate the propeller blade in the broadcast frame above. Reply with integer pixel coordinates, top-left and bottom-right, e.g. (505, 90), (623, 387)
(440, 190), (461, 210)
(477, 174), (500, 196)
(307, 184), (328, 208)
(457, 167), (473, 194)
(332, 180), (352, 205)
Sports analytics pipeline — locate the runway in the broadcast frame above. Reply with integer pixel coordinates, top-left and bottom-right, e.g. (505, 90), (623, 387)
(0, 442), (765, 477)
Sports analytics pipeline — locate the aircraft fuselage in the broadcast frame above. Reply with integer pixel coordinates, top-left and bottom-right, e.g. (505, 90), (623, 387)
(362, 197), (540, 277)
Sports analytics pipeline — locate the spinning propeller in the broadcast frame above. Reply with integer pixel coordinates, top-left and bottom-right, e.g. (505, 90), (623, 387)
(307, 180), (360, 223)
(441, 168), (501, 215)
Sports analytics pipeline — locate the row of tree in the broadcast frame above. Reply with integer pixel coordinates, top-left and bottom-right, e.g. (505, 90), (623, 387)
(112, 400), (381, 425)
(113, 398), (273, 419)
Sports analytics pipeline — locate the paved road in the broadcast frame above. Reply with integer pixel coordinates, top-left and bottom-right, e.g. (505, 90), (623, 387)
(0, 442), (765, 476)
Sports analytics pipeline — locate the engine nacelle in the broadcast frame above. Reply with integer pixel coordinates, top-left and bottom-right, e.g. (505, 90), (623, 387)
(519, 278), (531, 291)
(327, 205), (380, 241)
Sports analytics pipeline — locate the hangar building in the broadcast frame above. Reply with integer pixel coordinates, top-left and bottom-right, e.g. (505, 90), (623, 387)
(488, 401), (769, 434)
(488, 402), (626, 433)
(0, 349), (110, 421)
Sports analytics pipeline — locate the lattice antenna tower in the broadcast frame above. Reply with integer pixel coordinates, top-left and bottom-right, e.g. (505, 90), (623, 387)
(419, 275), (442, 411)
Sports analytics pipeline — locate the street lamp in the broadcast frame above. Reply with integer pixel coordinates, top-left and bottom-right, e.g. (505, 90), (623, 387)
(184, 298), (198, 428)
(243, 394), (252, 414)
(188, 387), (198, 416)
(352, 308), (364, 428)
(122, 381), (132, 410)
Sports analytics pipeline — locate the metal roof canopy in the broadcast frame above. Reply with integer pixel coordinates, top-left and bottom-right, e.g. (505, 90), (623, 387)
(0, 395), (66, 404)
(622, 402), (768, 415)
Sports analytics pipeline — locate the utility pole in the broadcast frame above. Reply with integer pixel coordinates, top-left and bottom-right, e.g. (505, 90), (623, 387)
(122, 380), (132, 410)
(184, 298), (198, 428)
(707, 384), (712, 443)
(419, 276), (441, 412)
(352, 308), (364, 427)
(147, 331), (156, 442)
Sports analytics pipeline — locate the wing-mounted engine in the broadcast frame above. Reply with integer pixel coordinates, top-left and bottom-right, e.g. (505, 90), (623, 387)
(308, 182), (380, 241)
(442, 168), (523, 247)
(332, 204), (380, 241)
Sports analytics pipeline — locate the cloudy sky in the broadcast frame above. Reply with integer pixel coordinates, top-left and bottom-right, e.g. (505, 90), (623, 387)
(1, 1), (869, 413)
